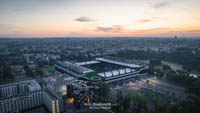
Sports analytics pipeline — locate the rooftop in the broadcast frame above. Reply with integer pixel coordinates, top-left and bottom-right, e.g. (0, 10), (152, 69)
(0, 80), (41, 92)
(96, 58), (142, 68)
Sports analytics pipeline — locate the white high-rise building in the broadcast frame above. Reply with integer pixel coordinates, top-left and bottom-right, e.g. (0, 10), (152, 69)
(0, 80), (64, 113)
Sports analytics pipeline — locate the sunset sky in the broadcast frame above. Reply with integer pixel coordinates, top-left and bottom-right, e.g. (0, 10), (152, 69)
(0, 0), (200, 38)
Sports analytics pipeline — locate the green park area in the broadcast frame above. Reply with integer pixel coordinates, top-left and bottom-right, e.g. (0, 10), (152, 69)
(40, 66), (55, 74)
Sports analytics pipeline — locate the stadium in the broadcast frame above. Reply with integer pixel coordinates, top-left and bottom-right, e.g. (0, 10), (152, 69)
(55, 57), (149, 83)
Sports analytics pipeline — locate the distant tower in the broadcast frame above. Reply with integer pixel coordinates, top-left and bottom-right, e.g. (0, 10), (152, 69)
(174, 35), (178, 39)
(26, 56), (29, 64)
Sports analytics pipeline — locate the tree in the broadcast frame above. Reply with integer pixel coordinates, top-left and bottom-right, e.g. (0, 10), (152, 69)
(154, 69), (164, 78)
(97, 82), (110, 99)
(0, 68), (2, 80)
(0, 57), (5, 65)
(168, 104), (178, 113)
(162, 65), (171, 71)
(116, 90), (124, 112)
(149, 59), (162, 68)
(86, 81), (94, 86)
(152, 96), (167, 113)
(35, 69), (43, 76)
(124, 94), (132, 113)
(166, 70), (197, 87)
(78, 112), (87, 113)
(148, 67), (156, 75)
(177, 94), (200, 113)
(132, 93), (147, 113)
(2, 64), (13, 79)
(190, 79), (200, 97)
(116, 91), (132, 113)
(23, 65), (33, 77)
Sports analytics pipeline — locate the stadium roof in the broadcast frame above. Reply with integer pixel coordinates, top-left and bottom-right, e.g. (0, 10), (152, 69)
(96, 58), (142, 68)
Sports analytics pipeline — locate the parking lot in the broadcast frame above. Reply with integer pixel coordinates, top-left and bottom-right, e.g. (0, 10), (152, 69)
(109, 77), (187, 102)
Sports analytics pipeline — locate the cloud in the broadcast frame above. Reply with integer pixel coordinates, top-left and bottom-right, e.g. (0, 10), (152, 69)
(131, 27), (170, 34)
(67, 32), (87, 37)
(150, 27), (170, 31)
(75, 16), (95, 22)
(152, 1), (169, 8)
(136, 19), (151, 24)
(188, 30), (200, 33)
(96, 26), (122, 32)
(0, 24), (22, 34)
(96, 27), (113, 32)
(168, 30), (181, 33)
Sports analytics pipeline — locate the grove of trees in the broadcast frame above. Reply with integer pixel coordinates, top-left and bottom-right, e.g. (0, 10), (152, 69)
(111, 48), (200, 73)
(0, 58), (14, 81)
(112, 91), (200, 113)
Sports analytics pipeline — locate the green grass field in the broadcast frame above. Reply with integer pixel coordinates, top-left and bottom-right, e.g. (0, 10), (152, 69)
(40, 66), (55, 74)
(85, 72), (99, 78)
(85, 71), (104, 78)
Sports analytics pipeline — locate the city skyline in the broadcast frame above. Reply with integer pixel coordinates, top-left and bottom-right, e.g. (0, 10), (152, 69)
(0, 0), (200, 38)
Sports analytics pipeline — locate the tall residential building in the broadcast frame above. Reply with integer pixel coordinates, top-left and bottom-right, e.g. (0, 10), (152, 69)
(0, 80), (64, 113)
